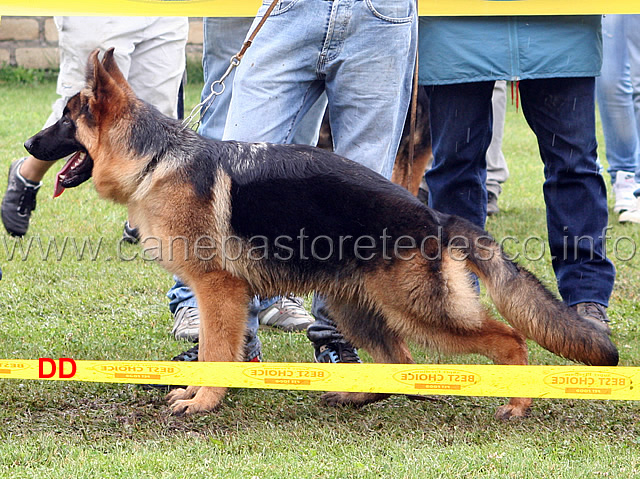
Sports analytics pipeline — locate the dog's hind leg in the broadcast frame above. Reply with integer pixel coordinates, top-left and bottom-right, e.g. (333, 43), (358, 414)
(361, 249), (532, 418)
(427, 309), (532, 420)
(318, 300), (415, 408)
(166, 270), (250, 416)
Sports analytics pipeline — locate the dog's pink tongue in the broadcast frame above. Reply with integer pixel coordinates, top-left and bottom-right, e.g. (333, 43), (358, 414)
(53, 151), (81, 198)
(53, 172), (66, 198)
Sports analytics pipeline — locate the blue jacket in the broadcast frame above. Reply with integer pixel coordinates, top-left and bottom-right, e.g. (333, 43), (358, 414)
(418, 16), (602, 85)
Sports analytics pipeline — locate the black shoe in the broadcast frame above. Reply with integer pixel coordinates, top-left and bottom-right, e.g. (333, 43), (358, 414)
(314, 341), (361, 363)
(1, 158), (42, 237)
(172, 344), (199, 362)
(170, 343), (262, 363)
(122, 220), (140, 244)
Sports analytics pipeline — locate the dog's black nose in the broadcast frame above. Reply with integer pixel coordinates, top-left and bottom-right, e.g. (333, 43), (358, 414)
(24, 137), (34, 153)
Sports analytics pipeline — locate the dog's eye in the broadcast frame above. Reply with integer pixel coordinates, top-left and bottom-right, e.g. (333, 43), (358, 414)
(62, 117), (71, 126)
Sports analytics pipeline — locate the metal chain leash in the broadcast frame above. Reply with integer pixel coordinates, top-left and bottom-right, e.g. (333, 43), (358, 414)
(182, 56), (238, 131)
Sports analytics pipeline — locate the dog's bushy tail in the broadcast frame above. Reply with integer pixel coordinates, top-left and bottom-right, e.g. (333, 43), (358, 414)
(447, 218), (619, 367)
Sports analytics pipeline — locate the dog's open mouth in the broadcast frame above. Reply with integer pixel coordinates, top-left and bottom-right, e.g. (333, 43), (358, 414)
(54, 150), (94, 198)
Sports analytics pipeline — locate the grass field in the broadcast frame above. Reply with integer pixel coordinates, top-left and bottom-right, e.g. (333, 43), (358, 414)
(0, 69), (639, 478)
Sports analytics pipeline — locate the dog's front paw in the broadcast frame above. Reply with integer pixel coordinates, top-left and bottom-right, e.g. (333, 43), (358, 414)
(166, 385), (199, 405)
(167, 386), (226, 416)
(169, 398), (219, 416)
(321, 391), (389, 408)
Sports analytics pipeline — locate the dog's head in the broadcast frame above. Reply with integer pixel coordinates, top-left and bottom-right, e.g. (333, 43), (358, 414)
(24, 92), (93, 198)
(24, 48), (138, 198)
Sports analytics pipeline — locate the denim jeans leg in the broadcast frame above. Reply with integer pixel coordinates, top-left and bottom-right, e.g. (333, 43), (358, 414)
(324, 0), (417, 178)
(199, 17), (254, 141)
(293, 94), (328, 146)
(425, 81), (495, 229)
(201, 17), (327, 147)
(596, 14), (640, 182)
(167, 276), (198, 315)
(244, 297), (262, 361)
(518, 77), (615, 306)
(625, 14), (640, 186)
(223, 0), (417, 155)
(222, 2), (330, 143)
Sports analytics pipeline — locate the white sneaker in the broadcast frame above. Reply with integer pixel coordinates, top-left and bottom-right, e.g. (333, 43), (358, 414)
(619, 196), (640, 224)
(258, 297), (314, 331)
(612, 170), (639, 213)
(171, 306), (200, 342)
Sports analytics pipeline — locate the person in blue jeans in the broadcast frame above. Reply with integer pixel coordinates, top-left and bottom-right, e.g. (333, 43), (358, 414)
(419, 16), (616, 331)
(596, 14), (640, 224)
(221, 0), (417, 363)
(168, 17), (327, 362)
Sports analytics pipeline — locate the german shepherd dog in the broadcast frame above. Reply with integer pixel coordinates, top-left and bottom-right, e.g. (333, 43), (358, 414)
(24, 49), (618, 419)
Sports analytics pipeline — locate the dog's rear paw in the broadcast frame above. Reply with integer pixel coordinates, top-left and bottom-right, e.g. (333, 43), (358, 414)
(321, 391), (389, 408)
(495, 399), (531, 421)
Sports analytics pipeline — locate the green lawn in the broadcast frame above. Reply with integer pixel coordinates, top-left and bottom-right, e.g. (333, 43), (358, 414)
(0, 71), (639, 478)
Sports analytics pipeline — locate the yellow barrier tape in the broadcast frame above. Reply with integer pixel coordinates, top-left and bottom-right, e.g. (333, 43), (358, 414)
(1, 0), (640, 17)
(1, 359), (638, 400)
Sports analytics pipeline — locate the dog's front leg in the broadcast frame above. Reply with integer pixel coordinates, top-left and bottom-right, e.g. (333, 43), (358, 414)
(167, 270), (250, 416)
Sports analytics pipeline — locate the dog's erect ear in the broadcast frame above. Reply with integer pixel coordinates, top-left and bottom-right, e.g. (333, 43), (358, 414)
(101, 48), (133, 93)
(86, 49), (116, 98)
(85, 49), (129, 115)
(85, 49), (102, 91)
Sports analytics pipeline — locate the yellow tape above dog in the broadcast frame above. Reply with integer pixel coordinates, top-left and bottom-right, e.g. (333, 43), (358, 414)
(1, 359), (638, 400)
(1, 0), (640, 17)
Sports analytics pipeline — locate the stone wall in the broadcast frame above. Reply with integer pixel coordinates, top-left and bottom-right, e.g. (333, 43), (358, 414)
(0, 17), (204, 69)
